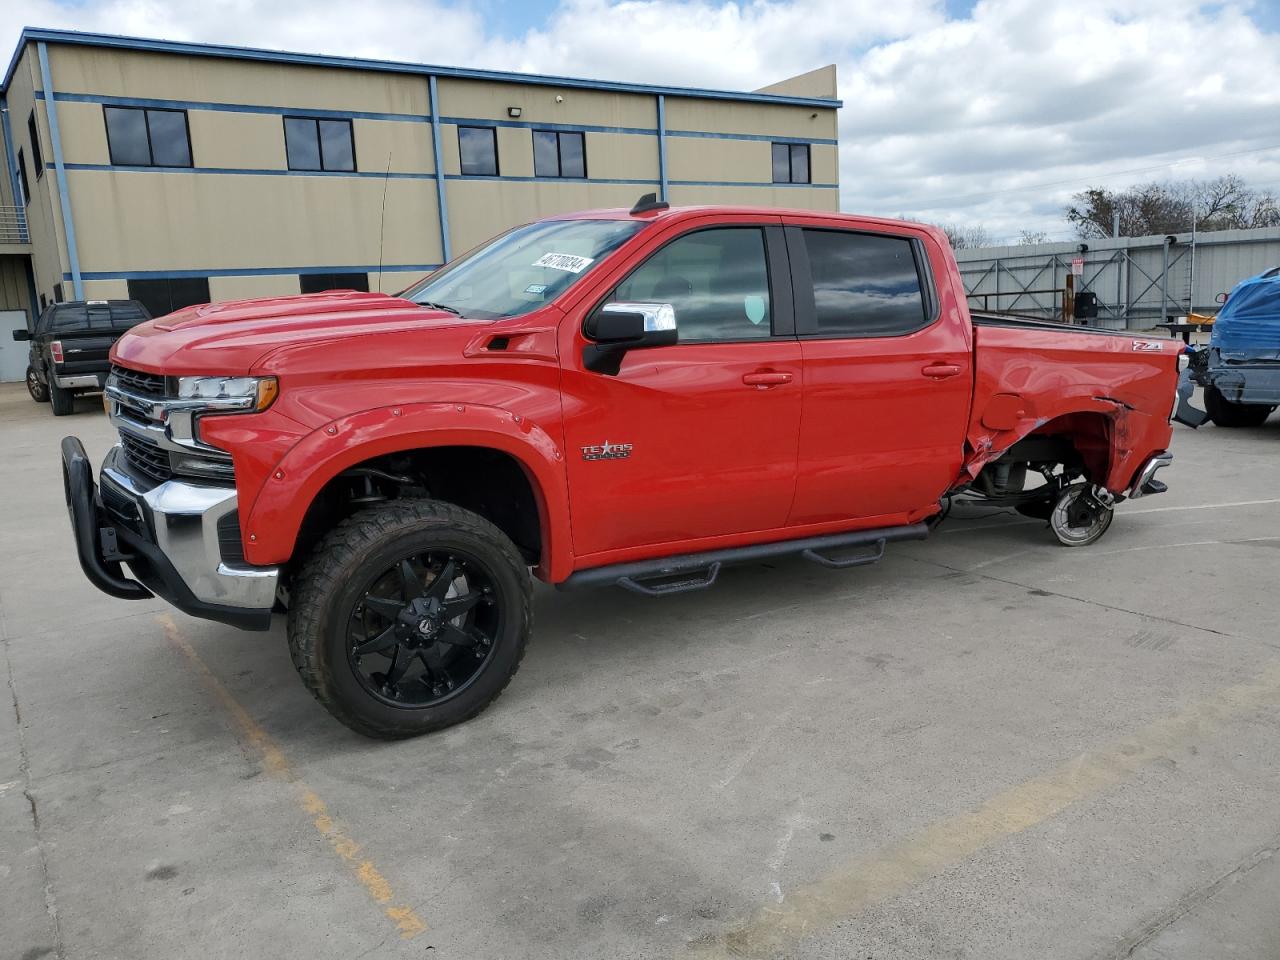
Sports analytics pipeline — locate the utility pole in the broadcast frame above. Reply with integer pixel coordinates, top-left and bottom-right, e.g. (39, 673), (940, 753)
(1188, 209), (1197, 317)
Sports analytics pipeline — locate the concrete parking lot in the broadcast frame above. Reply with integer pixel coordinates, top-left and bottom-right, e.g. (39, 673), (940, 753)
(2, 380), (1278, 960)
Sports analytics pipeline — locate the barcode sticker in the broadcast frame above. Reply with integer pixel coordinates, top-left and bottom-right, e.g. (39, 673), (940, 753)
(533, 253), (594, 274)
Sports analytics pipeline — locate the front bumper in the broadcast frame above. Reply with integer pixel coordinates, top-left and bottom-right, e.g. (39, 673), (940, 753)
(61, 436), (277, 630)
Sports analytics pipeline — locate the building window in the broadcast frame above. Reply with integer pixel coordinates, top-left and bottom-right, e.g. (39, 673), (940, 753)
(801, 230), (927, 338)
(53, 283), (64, 304)
(771, 142), (810, 184)
(532, 130), (586, 178)
(127, 277), (211, 318)
(16, 147), (29, 205)
(28, 110), (43, 178)
(284, 117), (356, 172)
(458, 126), (498, 176)
(104, 106), (193, 168)
(299, 272), (370, 294)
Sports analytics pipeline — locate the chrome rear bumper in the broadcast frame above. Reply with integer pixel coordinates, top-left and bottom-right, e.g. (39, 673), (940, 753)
(1127, 452), (1173, 500)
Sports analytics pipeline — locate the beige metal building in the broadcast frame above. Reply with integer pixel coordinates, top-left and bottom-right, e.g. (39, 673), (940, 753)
(0, 27), (839, 352)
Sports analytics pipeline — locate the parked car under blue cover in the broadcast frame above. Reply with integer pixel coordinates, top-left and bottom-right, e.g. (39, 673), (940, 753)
(1189, 265), (1280, 427)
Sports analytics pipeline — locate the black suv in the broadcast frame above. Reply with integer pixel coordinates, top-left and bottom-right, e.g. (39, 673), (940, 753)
(14, 300), (151, 416)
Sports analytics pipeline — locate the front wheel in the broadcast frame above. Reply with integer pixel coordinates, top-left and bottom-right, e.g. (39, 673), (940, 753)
(1204, 385), (1274, 428)
(287, 499), (532, 739)
(1049, 484), (1114, 547)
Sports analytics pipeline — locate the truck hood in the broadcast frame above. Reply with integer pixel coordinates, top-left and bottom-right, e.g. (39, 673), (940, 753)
(111, 291), (480, 373)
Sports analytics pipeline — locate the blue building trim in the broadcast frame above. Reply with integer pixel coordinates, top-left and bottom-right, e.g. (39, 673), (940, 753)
(42, 90), (428, 123)
(37, 42), (82, 300)
(38, 89), (835, 145)
(657, 95), (668, 202)
(428, 75), (451, 264)
(66, 263), (440, 282)
(669, 178), (839, 189)
(439, 114), (655, 137)
(5, 28), (844, 110)
(58, 161), (835, 190)
(63, 162), (437, 179)
(666, 129), (838, 146)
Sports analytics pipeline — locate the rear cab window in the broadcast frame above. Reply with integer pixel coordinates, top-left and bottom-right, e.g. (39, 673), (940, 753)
(44, 301), (151, 335)
(792, 228), (935, 338)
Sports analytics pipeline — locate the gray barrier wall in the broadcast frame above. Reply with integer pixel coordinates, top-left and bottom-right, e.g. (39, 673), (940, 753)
(954, 227), (1280, 330)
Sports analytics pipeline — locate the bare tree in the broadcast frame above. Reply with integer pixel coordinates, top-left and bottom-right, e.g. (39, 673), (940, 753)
(937, 223), (992, 249)
(1017, 229), (1050, 245)
(1066, 176), (1280, 238)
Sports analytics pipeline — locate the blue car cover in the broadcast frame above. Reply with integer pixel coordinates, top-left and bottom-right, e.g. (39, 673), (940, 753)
(1211, 265), (1280, 361)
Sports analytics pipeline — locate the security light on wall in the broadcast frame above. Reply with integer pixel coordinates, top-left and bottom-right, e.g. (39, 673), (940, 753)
(508, 106), (522, 117)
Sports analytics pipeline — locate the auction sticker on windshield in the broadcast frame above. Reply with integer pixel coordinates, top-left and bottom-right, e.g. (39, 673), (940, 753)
(534, 253), (595, 274)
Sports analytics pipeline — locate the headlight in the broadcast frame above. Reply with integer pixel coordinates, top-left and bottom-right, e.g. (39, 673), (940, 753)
(177, 375), (278, 412)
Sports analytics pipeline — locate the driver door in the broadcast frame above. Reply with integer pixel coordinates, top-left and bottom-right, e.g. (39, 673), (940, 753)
(559, 218), (803, 563)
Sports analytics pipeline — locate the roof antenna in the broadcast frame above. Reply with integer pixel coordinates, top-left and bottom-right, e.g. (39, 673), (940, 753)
(376, 151), (392, 293)
(630, 192), (669, 215)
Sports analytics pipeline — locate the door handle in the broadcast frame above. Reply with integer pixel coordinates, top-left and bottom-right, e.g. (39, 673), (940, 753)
(742, 370), (793, 388)
(921, 362), (962, 379)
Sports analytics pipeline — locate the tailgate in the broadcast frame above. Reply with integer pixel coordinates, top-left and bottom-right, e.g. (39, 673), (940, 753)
(56, 333), (117, 374)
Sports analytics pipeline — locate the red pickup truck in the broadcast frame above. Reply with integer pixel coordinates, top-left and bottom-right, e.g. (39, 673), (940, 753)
(62, 197), (1184, 738)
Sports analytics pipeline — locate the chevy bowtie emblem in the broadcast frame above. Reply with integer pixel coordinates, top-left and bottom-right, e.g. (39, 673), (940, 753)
(581, 440), (633, 461)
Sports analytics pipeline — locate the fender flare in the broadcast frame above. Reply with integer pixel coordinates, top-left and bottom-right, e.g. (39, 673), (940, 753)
(240, 402), (572, 580)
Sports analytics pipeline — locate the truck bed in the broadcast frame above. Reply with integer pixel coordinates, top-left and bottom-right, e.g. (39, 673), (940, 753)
(971, 311), (1134, 337)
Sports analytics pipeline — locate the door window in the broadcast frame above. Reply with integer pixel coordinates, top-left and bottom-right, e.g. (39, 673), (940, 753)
(613, 228), (772, 342)
(801, 229), (928, 337)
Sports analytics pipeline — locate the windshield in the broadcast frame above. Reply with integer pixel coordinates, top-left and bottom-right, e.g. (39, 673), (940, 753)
(401, 218), (645, 320)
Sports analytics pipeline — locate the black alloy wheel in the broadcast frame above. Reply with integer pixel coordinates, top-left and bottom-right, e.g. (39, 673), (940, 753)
(288, 499), (532, 739)
(347, 551), (500, 707)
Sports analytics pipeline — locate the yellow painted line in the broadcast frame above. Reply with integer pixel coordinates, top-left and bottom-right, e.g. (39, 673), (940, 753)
(685, 662), (1280, 959)
(158, 614), (427, 941)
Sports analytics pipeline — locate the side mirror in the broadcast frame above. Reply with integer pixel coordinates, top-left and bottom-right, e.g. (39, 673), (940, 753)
(11, 328), (31, 342)
(583, 302), (677, 374)
(1215, 292), (1228, 304)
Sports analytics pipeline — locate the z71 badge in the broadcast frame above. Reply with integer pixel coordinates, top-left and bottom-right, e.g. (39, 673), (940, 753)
(1131, 340), (1163, 352)
(581, 441), (632, 461)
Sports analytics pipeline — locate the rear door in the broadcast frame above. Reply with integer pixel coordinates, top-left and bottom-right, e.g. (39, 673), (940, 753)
(560, 217), (803, 561)
(784, 220), (973, 526)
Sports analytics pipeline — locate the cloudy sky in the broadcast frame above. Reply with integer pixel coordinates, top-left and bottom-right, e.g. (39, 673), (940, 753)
(4, 0), (1279, 241)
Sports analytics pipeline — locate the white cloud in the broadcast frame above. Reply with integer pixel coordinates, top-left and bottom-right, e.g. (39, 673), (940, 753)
(4, 0), (1279, 240)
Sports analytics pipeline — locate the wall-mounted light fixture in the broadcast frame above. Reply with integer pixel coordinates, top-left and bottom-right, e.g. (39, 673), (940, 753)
(507, 106), (522, 118)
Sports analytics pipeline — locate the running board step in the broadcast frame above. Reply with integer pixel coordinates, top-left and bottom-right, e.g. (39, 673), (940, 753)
(558, 523), (929, 596)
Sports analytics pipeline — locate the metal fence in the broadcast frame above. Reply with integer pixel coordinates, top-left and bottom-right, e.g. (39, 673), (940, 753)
(954, 226), (1280, 330)
(0, 205), (29, 244)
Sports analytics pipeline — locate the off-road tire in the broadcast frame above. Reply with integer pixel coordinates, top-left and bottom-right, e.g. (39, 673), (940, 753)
(1204, 385), (1274, 428)
(287, 499), (532, 739)
(49, 381), (74, 416)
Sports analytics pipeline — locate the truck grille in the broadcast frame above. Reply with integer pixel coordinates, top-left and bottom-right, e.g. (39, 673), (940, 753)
(110, 364), (167, 397)
(119, 431), (173, 483)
